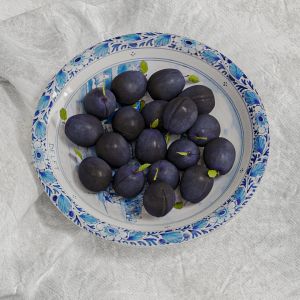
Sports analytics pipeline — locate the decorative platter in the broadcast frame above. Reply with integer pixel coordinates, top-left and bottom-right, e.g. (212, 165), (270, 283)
(32, 32), (270, 246)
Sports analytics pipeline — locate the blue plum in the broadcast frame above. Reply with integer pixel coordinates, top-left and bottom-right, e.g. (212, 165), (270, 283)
(113, 162), (145, 198)
(188, 114), (220, 146)
(135, 129), (167, 163)
(180, 165), (214, 203)
(167, 138), (200, 170)
(78, 157), (112, 192)
(147, 69), (185, 101)
(65, 114), (104, 147)
(111, 71), (147, 105)
(141, 100), (168, 130)
(83, 88), (116, 120)
(179, 85), (215, 114)
(147, 160), (179, 189)
(203, 137), (236, 175)
(96, 132), (131, 168)
(143, 182), (175, 217)
(112, 106), (145, 141)
(163, 96), (198, 134)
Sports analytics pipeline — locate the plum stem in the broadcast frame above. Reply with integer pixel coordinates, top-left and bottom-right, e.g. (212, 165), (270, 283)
(176, 151), (190, 156)
(102, 79), (106, 97)
(194, 136), (208, 140)
(153, 168), (159, 181)
(135, 163), (151, 173)
(208, 169), (219, 178)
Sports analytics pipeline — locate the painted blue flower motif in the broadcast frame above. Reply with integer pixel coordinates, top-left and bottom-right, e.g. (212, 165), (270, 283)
(55, 70), (67, 88)
(37, 95), (50, 111)
(39, 170), (56, 184)
(127, 231), (145, 241)
(192, 219), (208, 230)
(250, 162), (265, 177)
(103, 225), (119, 238)
(160, 231), (183, 244)
(229, 63), (244, 80)
(202, 50), (219, 63)
(215, 207), (229, 222)
(93, 43), (109, 57)
(244, 91), (259, 105)
(71, 54), (85, 66)
(34, 120), (46, 139)
(80, 213), (98, 224)
(234, 187), (246, 206)
(154, 34), (171, 47)
(34, 148), (44, 162)
(255, 111), (268, 127)
(182, 38), (196, 48)
(57, 194), (71, 215)
(254, 135), (266, 154)
(121, 34), (141, 42)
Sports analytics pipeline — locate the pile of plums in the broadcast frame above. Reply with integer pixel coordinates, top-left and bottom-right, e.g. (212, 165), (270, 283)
(64, 68), (236, 218)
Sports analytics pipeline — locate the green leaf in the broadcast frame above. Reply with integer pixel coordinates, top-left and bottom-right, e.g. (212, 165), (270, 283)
(140, 99), (146, 111)
(174, 202), (184, 209)
(140, 60), (148, 74)
(176, 151), (189, 156)
(150, 118), (159, 128)
(208, 169), (219, 178)
(153, 168), (159, 181)
(136, 163), (151, 172)
(194, 136), (208, 140)
(59, 108), (67, 121)
(102, 79), (106, 96)
(74, 148), (83, 160)
(188, 74), (200, 83)
(165, 132), (170, 145)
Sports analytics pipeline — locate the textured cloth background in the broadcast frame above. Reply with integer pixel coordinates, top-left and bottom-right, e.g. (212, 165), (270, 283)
(0, 1), (300, 299)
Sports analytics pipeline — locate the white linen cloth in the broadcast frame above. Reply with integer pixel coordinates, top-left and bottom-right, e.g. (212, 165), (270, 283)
(0, 1), (300, 299)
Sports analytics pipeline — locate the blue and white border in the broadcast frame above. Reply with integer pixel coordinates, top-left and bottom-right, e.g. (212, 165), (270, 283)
(32, 32), (270, 246)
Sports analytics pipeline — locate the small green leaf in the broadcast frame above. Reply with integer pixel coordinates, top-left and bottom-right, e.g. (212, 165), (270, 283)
(59, 108), (67, 121)
(74, 148), (83, 160)
(188, 74), (200, 83)
(174, 202), (184, 209)
(140, 60), (148, 74)
(194, 136), (208, 140)
(176, 151), (189, 156)
(136, 163), (151, 172)
(150, 118), (159, 128)
(153, 168), (159, 181)
(165, 132), (170, 145)
(208, 169), (219, 178)
(102, 79), (106, 96)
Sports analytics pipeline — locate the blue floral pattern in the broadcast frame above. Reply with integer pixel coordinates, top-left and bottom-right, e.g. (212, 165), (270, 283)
(32, 32), (270, 246)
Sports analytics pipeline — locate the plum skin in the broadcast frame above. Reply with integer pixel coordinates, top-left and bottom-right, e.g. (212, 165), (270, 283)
(203, 137), (236, 175)
(95, 132), (131, 168)
(188, 114), (221, 146)
(179, 85), (215, 114)
(180, 165), (214, 203)
(147, 160), (179, 189)
(143, 182), (175, 217)
(147, 69), (185, 101)
(78, 157), (112, 192)
(141, 100), (168, 130)
(83, 88), (116, 120)
(163, 96), (198, 134)
(167, 138), (200, 170)
(65, 114), (104, 147)
(112, 106), (145, 141)
(135, 129), (167, 163)
(113, 162), (145, 198)
(111, 71), (147, 105)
